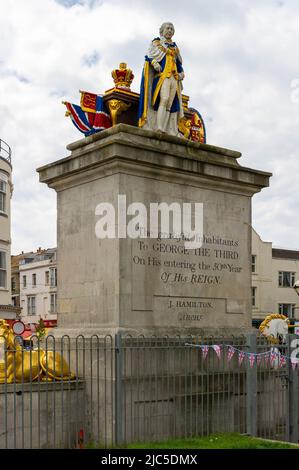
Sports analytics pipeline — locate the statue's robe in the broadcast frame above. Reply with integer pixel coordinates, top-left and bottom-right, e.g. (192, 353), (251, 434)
(138, 37), (184, 129)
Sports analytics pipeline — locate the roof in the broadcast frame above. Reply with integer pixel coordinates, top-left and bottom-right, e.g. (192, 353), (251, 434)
(0, 139), (12, 166)
(272, 248), (299, 260)
(12, 248), (57, 270)
(11, 252), (35, 268)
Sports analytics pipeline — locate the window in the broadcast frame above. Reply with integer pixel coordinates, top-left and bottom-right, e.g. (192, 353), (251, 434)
(279, 303), (296, 319)
(50, 268), (57, 287)
(0, 251), (6, 288)
(27, 296), (36, 315)
(278, 271), (296, 288)
(32, 273), (36, 287)
(23, 275), (27, 288)
(252, 287), (257, 307)
(50, 293), (57, 313)
(251, 255), (256, 273)
(0, 179), (6, 213)
(45, 271), (49, 285)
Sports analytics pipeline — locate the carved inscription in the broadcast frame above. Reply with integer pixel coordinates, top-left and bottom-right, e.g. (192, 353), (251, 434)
(131, 233), (245, 318)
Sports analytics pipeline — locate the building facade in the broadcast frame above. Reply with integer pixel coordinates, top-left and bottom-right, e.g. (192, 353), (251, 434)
(18, 248), (57, 325)
(252, 228), (299, 325)
(0, 139), (20, 320)
(11, 251), (36, 308)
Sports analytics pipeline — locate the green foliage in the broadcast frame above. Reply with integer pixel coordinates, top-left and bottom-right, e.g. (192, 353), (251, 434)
(127, 433), (299, 449)
(35, 319), (46, 339)
(86, 433), (299, 449)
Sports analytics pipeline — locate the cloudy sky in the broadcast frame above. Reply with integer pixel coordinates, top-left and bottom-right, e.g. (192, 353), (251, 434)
(1, 0), (299, 254)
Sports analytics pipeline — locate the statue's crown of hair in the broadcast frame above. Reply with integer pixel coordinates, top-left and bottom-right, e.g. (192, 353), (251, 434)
(159, 22), (174, 37)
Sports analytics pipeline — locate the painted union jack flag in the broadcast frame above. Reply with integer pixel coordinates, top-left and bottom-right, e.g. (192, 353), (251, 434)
(227, 346), (235, 362)
(279, 355), (287, 368)
(64, 94), (111, 136)
(249, 353), (256, 368)
(238, 351), (246, 366)
(212, 345), (222, 359)
(270, 349), (278, 365)
(200, 345), (209, 360)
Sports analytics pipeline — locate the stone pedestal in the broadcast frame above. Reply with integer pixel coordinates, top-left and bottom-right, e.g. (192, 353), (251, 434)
(37, 124), (270, 337)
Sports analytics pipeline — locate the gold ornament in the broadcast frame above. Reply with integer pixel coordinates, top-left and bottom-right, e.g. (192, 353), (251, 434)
(107, 99), (131, 126)
(182, 94), (190, 112)
(111, 63), (134, 90)
(0, 320), (75, 383)
(178, 117), (191, 139)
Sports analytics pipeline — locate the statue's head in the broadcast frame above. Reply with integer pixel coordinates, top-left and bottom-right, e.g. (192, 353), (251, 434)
(160, 22), (175, 40)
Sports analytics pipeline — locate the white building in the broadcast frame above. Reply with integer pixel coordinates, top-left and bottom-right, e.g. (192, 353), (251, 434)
(252, 228), (299, 326)
(19, 248), (57, 325)
(0, 139), (20, 320)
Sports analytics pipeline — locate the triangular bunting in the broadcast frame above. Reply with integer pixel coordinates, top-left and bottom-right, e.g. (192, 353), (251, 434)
(249, 353), (256, 368)
(238, 351), (245, 366)
(212, 345), (222, 359)
(279, 355), (287, 368)
(227, 346), (236, 362)
(200, 345), (209, 360)
(270, 349), (278, 366)
(186, 344), (299, 370)
(257, 355), (262, 366)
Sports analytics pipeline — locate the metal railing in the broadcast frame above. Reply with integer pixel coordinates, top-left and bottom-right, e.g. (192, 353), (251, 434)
(0, 333), (298, 448)
(0, 139), (11, 164)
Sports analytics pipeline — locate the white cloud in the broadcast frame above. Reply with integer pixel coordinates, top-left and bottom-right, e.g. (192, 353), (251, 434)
(0, 0), (299, 252)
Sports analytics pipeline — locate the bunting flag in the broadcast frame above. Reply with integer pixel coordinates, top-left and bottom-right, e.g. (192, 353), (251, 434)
(270, 349), (278, 366)
(227, 346), (235, 362)
(279, 355), (287, 368)
(212, 345), (222, 359)
(264, 351), (270, 365)
(238, 351), (245, 366)
(257, 355), (262, 366)
(249, 353), (256, 368)
(200, 346), (209, 360)
(185, 342), (299, 369)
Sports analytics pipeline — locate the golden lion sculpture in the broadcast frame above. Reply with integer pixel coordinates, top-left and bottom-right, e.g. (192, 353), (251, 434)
(0, 319), (75, 383)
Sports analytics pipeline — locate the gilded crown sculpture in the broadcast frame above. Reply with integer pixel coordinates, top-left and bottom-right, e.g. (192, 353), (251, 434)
(111, 62), (134, 90)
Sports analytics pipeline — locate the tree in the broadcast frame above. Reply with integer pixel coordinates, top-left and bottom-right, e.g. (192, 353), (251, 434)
(35, 319), (46, 340)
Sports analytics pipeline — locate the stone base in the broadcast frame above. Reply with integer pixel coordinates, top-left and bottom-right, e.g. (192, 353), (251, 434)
(38, 124), (270, 335)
